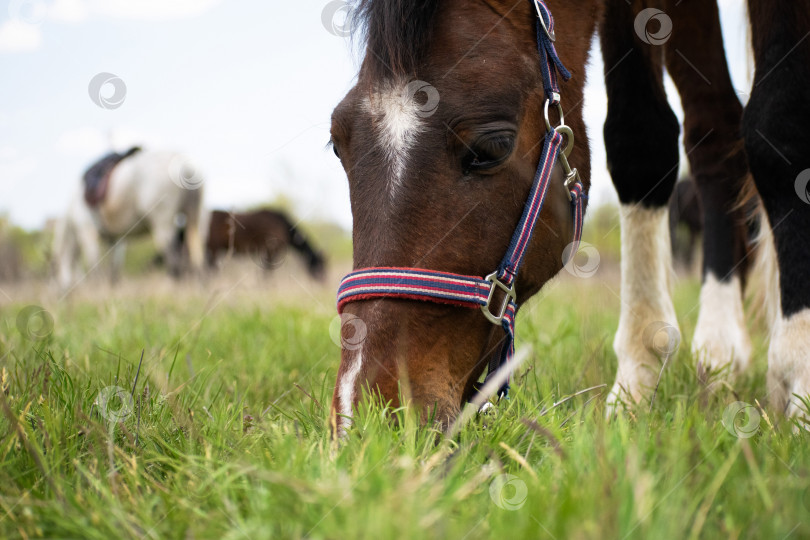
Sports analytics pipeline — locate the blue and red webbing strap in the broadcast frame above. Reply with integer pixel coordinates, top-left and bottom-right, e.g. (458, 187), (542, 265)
(533, 0), (570, 102)
(337, 268), (492, 311)
(497, 129), (564, 287)
(336, 0), (583, 399)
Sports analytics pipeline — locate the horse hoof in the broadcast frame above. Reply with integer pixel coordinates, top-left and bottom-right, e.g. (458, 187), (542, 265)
(607, 317), (680, 418)
(691, 274), (751, 375)
(767, 310), (810, 422)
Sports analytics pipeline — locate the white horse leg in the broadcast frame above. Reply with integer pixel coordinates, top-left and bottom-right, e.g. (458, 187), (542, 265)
(151, 219), (180, 277)
(78, 223), (100, 271)
(110, 241), (127, 283)
(769, 310), (810, 418)
(691, 274), (751, 373)
(183, 192), (205, 274)
(661, 0), (753, 376)
(53, 217), (75, 291)
(607, 205), (680, 414)
(599, 2), (682, 415)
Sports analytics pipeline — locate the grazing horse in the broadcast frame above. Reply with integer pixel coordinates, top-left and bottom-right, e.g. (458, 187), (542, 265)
(330, 0), (597, 430)
(205, 209), (326, 279)
(329, 0), (810, 430)
(54, 149), (205, 289)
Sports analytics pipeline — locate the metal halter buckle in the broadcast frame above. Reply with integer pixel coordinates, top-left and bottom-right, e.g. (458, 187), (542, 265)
(481, 272), (517, 325)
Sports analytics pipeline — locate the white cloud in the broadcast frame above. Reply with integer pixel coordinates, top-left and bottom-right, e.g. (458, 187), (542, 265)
(48, 0), (89, 23)
(89, 0), (223, 21)
(0, 20), (42, 52)
(0, 0), (223, 54)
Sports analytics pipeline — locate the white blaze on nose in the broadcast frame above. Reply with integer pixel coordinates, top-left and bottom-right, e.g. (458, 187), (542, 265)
(339, 350), (364, 426)
(363, 82), (425, 186)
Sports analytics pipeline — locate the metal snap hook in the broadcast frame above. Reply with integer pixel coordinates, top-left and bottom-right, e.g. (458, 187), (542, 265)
(555, 125), (575, 158)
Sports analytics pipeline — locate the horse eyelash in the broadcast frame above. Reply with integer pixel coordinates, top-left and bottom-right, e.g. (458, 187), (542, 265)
(326, 139), (341, 160)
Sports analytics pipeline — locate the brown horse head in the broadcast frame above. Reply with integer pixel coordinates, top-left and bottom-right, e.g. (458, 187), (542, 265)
(329, 0), (597, 431)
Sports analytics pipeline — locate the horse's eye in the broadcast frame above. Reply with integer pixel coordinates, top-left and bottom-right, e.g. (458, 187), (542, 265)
(330, 140), (341, 160)
(462, 132), (515, 174)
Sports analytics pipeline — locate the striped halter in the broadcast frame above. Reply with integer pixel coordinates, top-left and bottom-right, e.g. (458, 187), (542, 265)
(337, 0), (585, 398)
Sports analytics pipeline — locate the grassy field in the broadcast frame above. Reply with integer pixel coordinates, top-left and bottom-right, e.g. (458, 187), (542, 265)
(1, 218), (809, 539)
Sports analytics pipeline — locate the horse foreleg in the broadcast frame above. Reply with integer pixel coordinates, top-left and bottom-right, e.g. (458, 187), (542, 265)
(185, 211), (204, 274)
(109, 242), (127, 284)
(665, 0), (752, 375)
(744, 0), (810, 419)
(77, 219), (101, 282)
(180, 187), (204, 275)
(151, 221), (182, 278)
(53, 217), (76, 291)
(601, 0), (681, 414)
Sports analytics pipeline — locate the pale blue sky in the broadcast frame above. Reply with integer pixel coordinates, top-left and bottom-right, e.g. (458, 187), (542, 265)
(1, 0), (750, 230)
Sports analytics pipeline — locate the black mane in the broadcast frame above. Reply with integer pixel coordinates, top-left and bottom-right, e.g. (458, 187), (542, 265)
(353, 0), (441, 82)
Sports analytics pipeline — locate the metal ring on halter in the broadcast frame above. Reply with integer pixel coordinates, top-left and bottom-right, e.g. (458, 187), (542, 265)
(533, 1), (556, 41)
(543, 99), (565, 132)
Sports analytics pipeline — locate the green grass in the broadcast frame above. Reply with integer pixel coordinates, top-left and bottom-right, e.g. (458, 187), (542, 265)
(1, 265), (809, 539)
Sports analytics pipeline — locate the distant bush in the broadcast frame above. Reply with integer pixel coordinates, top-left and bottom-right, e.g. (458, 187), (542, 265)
(0, 216), (51, 280)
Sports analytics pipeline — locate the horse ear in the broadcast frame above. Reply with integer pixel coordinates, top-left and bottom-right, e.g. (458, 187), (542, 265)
(123, 146), (142, 158)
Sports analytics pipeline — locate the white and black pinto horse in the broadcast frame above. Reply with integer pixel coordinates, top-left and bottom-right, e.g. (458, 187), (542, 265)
(54, 147), (206, 290)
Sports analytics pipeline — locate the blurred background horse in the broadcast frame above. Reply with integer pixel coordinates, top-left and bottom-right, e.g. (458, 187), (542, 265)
(206, 209), (326, 280)
(53, 148), (205, 290)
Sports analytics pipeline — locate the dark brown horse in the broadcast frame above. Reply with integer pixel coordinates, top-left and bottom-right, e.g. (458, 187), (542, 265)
(330, 0), (597, 430)
(206, 209), (326, 279)
(329, 0), (810, 430)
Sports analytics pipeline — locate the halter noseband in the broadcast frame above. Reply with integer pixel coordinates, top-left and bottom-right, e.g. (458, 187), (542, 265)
(337, 0), (586, 399)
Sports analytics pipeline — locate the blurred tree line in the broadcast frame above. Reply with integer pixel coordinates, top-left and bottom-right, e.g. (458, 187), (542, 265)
(0, 215), (52, 281)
